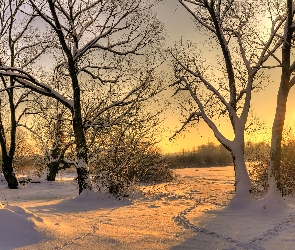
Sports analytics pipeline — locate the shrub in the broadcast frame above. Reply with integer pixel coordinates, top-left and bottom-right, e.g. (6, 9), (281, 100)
(248, 161), (268, 194)
(13, 154), (45, 176)
(247, 130), (295, 195)
(91, 145), (175, 198)
(246, 141), (270, 194)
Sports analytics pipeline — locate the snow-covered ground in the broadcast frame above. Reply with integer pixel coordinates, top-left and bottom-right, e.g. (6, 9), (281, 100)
(1, 166), (295, 250)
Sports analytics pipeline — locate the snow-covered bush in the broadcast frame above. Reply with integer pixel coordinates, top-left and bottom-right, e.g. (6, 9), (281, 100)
(247, 132), (295, 196)
(246, 141), (270, 194)
(91, 145), (174, 198)
(248, 162), (268, 194)
(277, 136), (295, 195)
(13, 154), (45, 176)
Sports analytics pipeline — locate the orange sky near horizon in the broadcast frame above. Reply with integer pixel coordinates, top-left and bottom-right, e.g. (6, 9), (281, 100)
(155, 1), (295, 154)
(19, 1), (295, 155)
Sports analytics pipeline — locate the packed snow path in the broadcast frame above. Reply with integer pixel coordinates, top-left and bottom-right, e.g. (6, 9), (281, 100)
(2, 167), (295, 249)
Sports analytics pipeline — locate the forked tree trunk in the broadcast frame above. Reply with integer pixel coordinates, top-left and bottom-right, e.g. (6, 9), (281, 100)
(2, 155), (18, 189)
(48, 0), (92, 193)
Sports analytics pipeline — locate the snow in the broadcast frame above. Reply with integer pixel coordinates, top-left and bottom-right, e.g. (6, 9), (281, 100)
(0, 206), (43, 249)
(1, 167), (295, 249)
(0, 172), (6, 183)
(0, 67), (74, 110)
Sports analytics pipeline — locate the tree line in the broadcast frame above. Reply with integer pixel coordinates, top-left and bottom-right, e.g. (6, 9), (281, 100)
(167, 142), (232, 168)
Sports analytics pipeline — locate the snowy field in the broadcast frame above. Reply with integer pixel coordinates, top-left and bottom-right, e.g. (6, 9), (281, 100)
(1, 166), (295, 250)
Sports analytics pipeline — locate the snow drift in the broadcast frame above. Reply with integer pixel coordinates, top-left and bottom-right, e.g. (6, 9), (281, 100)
(0, 204), (44, 249)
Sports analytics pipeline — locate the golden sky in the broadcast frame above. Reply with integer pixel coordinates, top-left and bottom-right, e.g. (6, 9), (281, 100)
(19, 1), (294, 155)
(155, 1), (295, 154)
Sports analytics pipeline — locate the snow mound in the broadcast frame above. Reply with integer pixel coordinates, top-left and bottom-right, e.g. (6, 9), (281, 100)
(30, 176), (42, 183)
(225, 193), (288, 213)
(226, 184), (287, 213)
(34, 190), (133, 213)
(41, 169), (48, 180)
(253, 184), (288, 212)
(225, 192), (254, 211)
(7, 205), (43, 222)
(0, 206), (44, 249)
(59, 190), (132, 210)
(0, 172), (5, 180)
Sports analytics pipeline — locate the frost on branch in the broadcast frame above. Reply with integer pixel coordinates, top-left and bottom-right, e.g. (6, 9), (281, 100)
(172, 0), (285, 207)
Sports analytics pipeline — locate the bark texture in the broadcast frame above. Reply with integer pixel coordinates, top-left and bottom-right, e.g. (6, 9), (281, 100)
(47, 0), (92, 194)
(1, 155), (18, 189)
(0, 98), (18, 189)
(269, 0), (294, 192)
(46, 161), (59, 181)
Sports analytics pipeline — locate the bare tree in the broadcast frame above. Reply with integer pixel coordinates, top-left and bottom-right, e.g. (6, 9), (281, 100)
(28, 62), (164, 183)
(171, 0), (284, 206)
(0, 0), (48, 188)
(0, 0), (164, 194)
(28, 96), (74, 181)
(268, 0), (295, 193)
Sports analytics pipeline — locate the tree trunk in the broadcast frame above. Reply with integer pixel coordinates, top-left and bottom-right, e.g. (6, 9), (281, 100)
(46, 0), (92, 194)
(268, 0), (293, 192)
(46, 161), (59, 181)
(69, 53), (92, 194)
(2, 155), (18, 189)
(227, 140), (253, 209)
(231, 146), (252, 195)
(0, 98), (18, 189)
(269, 81), (290, 192)
(72, 116), (92, 194)
(263, 89), (289, 209)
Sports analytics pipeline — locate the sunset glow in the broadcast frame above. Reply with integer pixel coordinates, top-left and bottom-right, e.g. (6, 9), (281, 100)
(2, 1), (295, 249)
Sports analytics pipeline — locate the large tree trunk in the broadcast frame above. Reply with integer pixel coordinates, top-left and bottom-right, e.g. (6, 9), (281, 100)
(2, 155), (18, 189)
(231, 146), (252, 195)
(268, 0), (293, 193)
(46, 161), (59, 181)
(72, 115), (92, 194)
(263, 87), (289, 209)
(269, 83), (289, 192)
(0, 98), (18, 189)
(46, 0), (94, 194)
(226, 139), (253, 209)
(70, 61), (92, 194)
